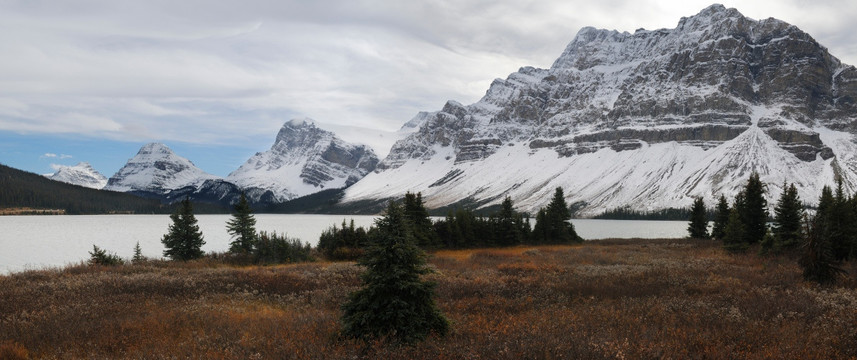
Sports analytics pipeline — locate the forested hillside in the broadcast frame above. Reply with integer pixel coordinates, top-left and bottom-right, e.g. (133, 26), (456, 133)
(0, 164), (168, 214)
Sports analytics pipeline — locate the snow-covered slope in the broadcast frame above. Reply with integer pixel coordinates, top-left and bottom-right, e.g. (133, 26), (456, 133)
(105, 143), (219, 194)
(227, 119), (380, 203)
(344, 4), (857, 215)
(46, 162), (108, 189)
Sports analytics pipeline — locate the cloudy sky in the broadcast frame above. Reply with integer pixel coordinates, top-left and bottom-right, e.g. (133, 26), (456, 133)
(2, 0), (857, 178)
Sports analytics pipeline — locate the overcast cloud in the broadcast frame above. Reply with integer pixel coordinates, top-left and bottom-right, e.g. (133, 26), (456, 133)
(2, 0), (857, 175)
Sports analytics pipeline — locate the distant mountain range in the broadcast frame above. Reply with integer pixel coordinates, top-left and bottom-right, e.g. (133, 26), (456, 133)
(341, 4), (857, 215)
(32, 4), (857, 216)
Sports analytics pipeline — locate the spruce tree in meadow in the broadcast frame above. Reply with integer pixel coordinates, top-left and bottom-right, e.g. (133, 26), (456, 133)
(341, 201), (449, 343)
(161, 198), (205, 261)
(687, 197), (709, 239)
(801, 213), (846, 285)
(711, 195), (730, 240)
(132, 241), (145, 264)
(404, 192), (439, 247)
(722, 208), (748, 253)
(496, 196), (523, 246)
(741, 172), (768, 245)
(542, 187), (582, 243)
(829, 180), (855, 261)
(226, 192), (257, 254)
(772, 183), (804, 253)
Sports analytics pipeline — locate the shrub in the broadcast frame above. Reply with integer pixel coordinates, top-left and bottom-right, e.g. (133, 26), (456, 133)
(254, 231), (313, 264)
(89, 245), (124, 266)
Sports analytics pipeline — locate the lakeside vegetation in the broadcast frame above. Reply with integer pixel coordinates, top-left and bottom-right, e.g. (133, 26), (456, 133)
(3, 239), (857, 358)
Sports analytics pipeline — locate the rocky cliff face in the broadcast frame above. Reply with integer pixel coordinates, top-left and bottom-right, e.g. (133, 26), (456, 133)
(104, 143), (219, 195)
(344, 4), (857, 215)
(46, 162), (108, 189)
(227, 119), (380, 203)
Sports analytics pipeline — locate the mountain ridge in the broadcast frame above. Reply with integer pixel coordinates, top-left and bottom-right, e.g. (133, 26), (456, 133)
(341, 4), (857, 216)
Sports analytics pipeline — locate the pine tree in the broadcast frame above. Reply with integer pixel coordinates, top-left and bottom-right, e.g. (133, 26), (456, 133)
(403, 192), (439, 247)
(132, 241), (145, 264)
(772, 183), (804, 252)
(829, 179), (854, 261)
(711, 195), (730, 240)
(89, 245), (123, 266)
(496, 196), (523, 246)
(801, 214), (846, 285)
(341, 201), (449, 343)
(722, 208), (748, 253)
(535, 187), (582, 243)
(741, 172), (768, 244)
(226, 192), (257, 254)
(687, 197), (709, 239)
(161, 198), (205, 261)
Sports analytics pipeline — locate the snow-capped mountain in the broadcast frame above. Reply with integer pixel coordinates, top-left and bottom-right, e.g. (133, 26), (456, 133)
(46, 162), (108, 189)
(105, 143), (219, 195)
(226, 118), (380, 203)
(343, 4), (857, 216)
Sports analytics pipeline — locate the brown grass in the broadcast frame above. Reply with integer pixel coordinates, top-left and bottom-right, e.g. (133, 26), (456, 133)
(2, 239), (857, 359)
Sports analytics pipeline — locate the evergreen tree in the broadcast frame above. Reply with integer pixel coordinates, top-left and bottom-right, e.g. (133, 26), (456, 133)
(711, 195), (730, 240)
(132, 241), (145, 264)
(341, 201), (449, 343)
(404, 192), (439, 247)
(722, 208), (748, 253)
(741, 172), (768, 244)
(535, 187), (582, 243)
(772, 183), (804, 252)
(226, 192), (257, 254)
(89, 245), (123, 266)
(801, 214), (846, 285)
(496, 196), (523, 246)
(829, 179), (855, 261)
(687, 197), (709, 239)
(161, 198), (205, 261)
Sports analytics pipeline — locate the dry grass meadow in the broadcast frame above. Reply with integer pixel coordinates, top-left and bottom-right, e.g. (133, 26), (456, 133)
(2, 239), (857, 359)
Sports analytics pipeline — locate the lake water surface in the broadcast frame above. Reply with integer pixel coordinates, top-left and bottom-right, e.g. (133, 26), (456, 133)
(0, 215), (688, 274)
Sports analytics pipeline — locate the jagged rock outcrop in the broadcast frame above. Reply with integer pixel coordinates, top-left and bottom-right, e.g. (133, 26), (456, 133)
(344, 4), (857, 216)
(227, 118), (380, 203)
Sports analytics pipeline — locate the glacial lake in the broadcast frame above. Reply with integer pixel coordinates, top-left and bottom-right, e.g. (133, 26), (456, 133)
(0, 215), (688, 274)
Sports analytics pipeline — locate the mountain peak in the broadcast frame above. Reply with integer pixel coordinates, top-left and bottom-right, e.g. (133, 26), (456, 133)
(138, 142), (173, 155)
(47, 162), (108, 189)
(105, 142), (217, 194)
(286, 117), (315, 128)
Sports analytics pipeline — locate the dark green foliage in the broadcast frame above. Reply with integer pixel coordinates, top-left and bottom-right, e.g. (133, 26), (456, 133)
(711, 195), (730, 240)
(828, 180), (856, 261)
(593, 207), (693, 220)
(404, 192), (440, 247)
(495, 197), (525, 246)
(532, 187), (582, 244)
(161, 198), (205, 261)
(226, 193), (257, 254)
(341, 201), (449, 344)
(801, 214), (846, 285)
(318, 219), (371, 260)
(722, 208), (748, 253)
(741, 172), (768, 245)
(0, 163), (165, 214)
(253, 231), (313, 264)
(687, 197), (709, 239)
(132, 242), (145, 264)
(89, 245), (124, 266)
(771, 183), (804, 253)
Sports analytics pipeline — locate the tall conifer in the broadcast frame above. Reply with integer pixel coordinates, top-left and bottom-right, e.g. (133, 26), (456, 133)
(711, 195), (730, 240)
(161, 198), (205, 261)
(226, 192), (257, 254)
(772, 183), (803, 252)
(687, 197), (709, 239)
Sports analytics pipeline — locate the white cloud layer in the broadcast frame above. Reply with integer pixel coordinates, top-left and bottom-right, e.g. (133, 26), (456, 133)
(1, 0), (856, 156)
